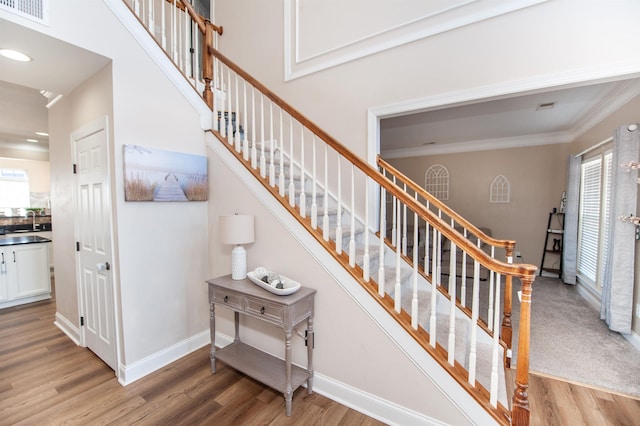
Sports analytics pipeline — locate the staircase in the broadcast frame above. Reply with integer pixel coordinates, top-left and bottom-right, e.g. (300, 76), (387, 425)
(120, 1), (537, 424)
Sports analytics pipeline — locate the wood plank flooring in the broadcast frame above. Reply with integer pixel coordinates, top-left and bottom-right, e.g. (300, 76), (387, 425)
(0, 291), (383, 425)
(2, 287), (640, 425)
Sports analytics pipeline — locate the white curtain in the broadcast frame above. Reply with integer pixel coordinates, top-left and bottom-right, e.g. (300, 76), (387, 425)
(562, 155), (580, 285)
(600, 124), (639, 334)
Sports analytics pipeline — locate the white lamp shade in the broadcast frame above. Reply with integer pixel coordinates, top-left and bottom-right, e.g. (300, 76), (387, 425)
(219, 214), (255, 245)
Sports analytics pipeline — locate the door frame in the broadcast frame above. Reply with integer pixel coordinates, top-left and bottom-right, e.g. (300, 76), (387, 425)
(70, 115), (121, 376)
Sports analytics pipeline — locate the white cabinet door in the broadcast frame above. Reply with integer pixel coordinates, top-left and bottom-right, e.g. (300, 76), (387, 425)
(11, 243), (51, 299)
(0, 249), (9, 303)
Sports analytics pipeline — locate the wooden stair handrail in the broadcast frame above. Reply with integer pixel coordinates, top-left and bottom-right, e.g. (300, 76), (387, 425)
(209, 47), (536, 279)
(172, 0), (223, 35)
(378, 156), (515, 252)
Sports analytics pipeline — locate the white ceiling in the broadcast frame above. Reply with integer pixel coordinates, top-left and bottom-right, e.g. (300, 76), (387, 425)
(381, 78), (640, 158)
(0, 17), (110, 155)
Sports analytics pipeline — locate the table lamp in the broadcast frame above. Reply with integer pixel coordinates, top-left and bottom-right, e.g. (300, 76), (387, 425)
(220, 214), (255, 280)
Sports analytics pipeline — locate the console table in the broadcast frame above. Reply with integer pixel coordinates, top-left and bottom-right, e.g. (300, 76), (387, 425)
(206, 274), (316, 416)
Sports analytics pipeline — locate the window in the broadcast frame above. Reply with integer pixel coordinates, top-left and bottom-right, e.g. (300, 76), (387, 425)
(424, 164), (449, 200)
(577, 152), (612, 291)
(0, 168), (30, 208)
(489, 175), (510, 203)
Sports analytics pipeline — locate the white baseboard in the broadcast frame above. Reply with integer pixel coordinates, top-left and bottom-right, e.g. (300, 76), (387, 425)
(624, 330), (640, 351)
(54, 312), (81, 345)
(118, 330), (210, 386)
(214, 331), (445, 426)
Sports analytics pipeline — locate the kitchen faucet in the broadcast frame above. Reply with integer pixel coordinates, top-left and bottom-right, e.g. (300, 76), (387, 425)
(27, 210), (39, 231)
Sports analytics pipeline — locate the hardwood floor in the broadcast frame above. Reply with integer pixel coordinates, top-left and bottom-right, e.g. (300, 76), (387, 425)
(0, 291), (383, 425)
(2, 289), (640, 425)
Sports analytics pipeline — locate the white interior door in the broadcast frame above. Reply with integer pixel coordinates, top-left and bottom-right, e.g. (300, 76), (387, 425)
(73, 116), (117, 371)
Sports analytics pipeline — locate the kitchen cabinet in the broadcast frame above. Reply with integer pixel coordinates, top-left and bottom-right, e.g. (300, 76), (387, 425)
(0, 237), (51, 309)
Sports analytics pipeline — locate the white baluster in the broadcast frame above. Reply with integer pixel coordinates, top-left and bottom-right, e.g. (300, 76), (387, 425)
(148, 0), (154, 39)
(378, 186), (386, 297)
(460, 229), (468, 307)
(490, 274), (502, 407)
(260, 95), (266, 177)
(468, 260), (480, 386)
(448, 241), (457, 366)
(235, 74), (241, 152)
(424, 218), (430, 275)
(172, 0), (178, 62)
(487, 247), (495, 331)
(322, 143), (329, 241)
(279, 109), (285, 195)
(227, 67), (232, 143)
(193, 22), (200, 85)
(242, 80), (249, 160)
(363, 177), (370, 282)
(182, 0), (191, 77)
(220, 77), (227, 139)
(335, 156), (342, 255)
(429, 226), (438, 347)
(394, 201), (402, 313)
(269, 102), (275, 186)
(134, 0), (140, 17)
(299, 127), (306, 218)
(402, 189), (407, 256)
(411, 209), (419, 329)
(391, 179), (397, 246)
(212, 58), (219, 133)
(311, 135), (318, 229)
(348, 165), (356, 267)
(288, 118), (295, 207)
(251, 88), (257, 169)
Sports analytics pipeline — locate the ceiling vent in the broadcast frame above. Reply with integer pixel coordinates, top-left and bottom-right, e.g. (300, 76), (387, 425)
(0, 0), (49, 24)
(536, 102), (555, 111)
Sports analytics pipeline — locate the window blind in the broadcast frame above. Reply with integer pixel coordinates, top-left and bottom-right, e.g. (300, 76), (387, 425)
(577, 157), (602, 284)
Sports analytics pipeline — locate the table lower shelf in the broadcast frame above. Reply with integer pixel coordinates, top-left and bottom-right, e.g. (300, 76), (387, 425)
(214, 341), (309, 394)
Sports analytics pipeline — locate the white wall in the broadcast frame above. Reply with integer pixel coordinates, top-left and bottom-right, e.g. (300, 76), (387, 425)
(7, 0), (210, 375)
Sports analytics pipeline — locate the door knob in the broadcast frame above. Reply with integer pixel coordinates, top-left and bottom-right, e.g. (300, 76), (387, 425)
(96, 262), (111, 271)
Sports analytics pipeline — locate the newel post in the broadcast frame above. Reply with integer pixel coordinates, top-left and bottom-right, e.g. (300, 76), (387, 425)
(502, 243), (515, 368)
(512, 273), (533, 426)
(202, 21), (214, 109)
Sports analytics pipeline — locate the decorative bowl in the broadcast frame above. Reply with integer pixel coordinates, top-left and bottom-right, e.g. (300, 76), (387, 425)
(247, 267), (301, 296)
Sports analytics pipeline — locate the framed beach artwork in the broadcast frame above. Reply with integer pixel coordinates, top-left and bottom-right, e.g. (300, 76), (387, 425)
(123, 144), (208, 202)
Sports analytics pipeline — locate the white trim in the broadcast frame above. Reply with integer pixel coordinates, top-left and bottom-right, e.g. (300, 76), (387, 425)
(382, 131), (572, 159)
(284, 0), (547, 81)
(214, 329), (447, 425)
(104, 0), (212, 130)
(118, 330), (210, 385)
(208, 133), (498, 425)
(54, 312), (81, 345)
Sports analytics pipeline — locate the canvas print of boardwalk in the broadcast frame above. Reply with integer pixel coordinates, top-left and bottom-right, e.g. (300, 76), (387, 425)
(123, 144), (208, 202)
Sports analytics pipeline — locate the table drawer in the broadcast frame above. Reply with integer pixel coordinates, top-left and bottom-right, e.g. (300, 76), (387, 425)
(246, 298), (284, 326)
(213, 291), (243, 311)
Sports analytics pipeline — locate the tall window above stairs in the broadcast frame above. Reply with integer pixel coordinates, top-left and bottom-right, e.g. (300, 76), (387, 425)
(424, 164), (449, 200)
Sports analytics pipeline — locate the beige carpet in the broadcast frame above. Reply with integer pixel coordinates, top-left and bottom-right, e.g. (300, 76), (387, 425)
(509, 276), (640, 397)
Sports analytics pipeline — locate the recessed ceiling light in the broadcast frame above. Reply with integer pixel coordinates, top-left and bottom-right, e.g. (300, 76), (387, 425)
(0, 49), (32, 62)
(536, 102), (555, 110)
(26, 139), (38, 143)
(35, 131), (48, 137)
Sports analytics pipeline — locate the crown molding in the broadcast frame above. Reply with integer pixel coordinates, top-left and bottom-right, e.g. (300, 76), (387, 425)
(381, 131), (573, 159)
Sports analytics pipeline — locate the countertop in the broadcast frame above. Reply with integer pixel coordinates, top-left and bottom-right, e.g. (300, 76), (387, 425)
(0, 235), (52, 247)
